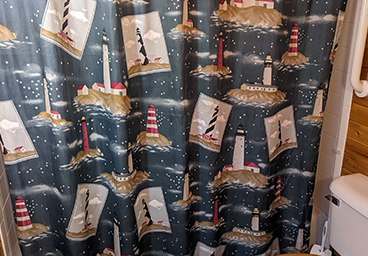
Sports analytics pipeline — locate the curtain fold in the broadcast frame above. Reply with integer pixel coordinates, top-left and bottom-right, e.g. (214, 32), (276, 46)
(0, 0), (346, 255)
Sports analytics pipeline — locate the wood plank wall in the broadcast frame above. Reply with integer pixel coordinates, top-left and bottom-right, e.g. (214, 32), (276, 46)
(341, 35), (368, 176)
(0, 238), (4, 256)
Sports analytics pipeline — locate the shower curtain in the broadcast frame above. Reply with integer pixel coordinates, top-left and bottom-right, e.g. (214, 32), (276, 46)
(0, 0), (346, 255)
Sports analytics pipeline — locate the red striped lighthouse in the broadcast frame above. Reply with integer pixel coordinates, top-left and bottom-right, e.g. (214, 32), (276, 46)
(146, 104), (159, 137)
(217, 32), (224, 69)
(15, 196), (33, 231)
(81, 116), (90, 152)
(213, 196), (219, 223)
(275, 176), (281, 201)
(288, 23), (299, 56)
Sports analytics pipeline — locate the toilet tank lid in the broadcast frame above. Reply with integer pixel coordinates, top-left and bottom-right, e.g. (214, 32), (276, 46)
(330, 173), (368, 219)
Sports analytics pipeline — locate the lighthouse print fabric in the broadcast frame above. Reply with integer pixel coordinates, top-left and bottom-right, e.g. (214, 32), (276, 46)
(0, 0), (346, 255)
(189, 93), (232, 152)
(66, 184), (108, 241)
(133, 187), (172, 240)
(264, 105), (298, 161)
(121, 11), (171, 78)
(40, 0), (97, 59)
(0, 101), (38, 164)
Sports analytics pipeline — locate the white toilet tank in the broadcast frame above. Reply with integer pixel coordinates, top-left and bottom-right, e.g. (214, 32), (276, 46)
(329, 173), (368, 256)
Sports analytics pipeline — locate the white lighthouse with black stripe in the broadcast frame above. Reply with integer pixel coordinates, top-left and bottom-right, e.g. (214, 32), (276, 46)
(205, 105), (219, 137)
(81, 189), (91, 232)
(61, 0), (70, 36)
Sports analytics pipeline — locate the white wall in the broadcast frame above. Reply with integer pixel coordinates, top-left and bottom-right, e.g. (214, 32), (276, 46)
(311, 0), (363, 247)
(0, 153), (22, 256)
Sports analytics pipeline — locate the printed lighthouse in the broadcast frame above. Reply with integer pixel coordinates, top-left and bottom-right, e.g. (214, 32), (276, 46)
(182, 172), (192, 201)
(146, 104), (159, 137)
(15, 196), (33, 231)
(81, 189), (92, 232)
(213, 196), (219, 223)
(57, 0), (74, 45)
(217, 124), (262, 173)
(102, 29), (111, 94)
(275, 176), (282, 201)
(212, 124), (267, 187)
(193, 32), (230, 76)
(282, 23), (308, 64)
(112, 142), (137, 182)
(295, 205), (309, 251)
(269, 175), (291, 210)
(178, 170), (201, 206)
(70, 116), (102, 164)
(201, 105), (219, 143)
(137, 104), (171, 146)
(251, 207), (260, 231)
(142, 198), (153, 226)
(218, 32), (224, 69)
(295, 223), (308, 251)
(232, 207), (266, 236)
(43, 72), (51, 116)
(182, 0), (193, 27)
(113, 213), (121, 256)
(81, 116), (90, 152)
(232, 124), (246, 170)
(288, 23), (299, 57)
(262, 54), (273, 86)
(91, 29), (127, 96)
(43, 72), (61, 119)
(312, 83), (324, 117)
(241, 54), (277, 92)
(136, 28), (149, 66)
(14, 196), (49, 238)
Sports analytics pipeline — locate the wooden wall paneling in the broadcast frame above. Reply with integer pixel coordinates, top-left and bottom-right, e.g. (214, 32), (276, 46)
(0, 238), (4, 256)
(361, 68), (368, 81)
(345, 136), (368, 158)
(360, 34), (368, 80)
(341, 167), (353, 176)
(342, 147), (368, 176)
(345, 34), (368, 177)
(362, 50), (368, 69)
(342, 30), (368, 177)
(348, 103), (368, 126)
(352, 94), (368, 108)
(346, 121), (368, 152)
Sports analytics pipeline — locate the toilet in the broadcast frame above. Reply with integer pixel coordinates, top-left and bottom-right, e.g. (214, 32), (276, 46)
(328, 173), (368, 256)
(279, 173), (368, 256)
